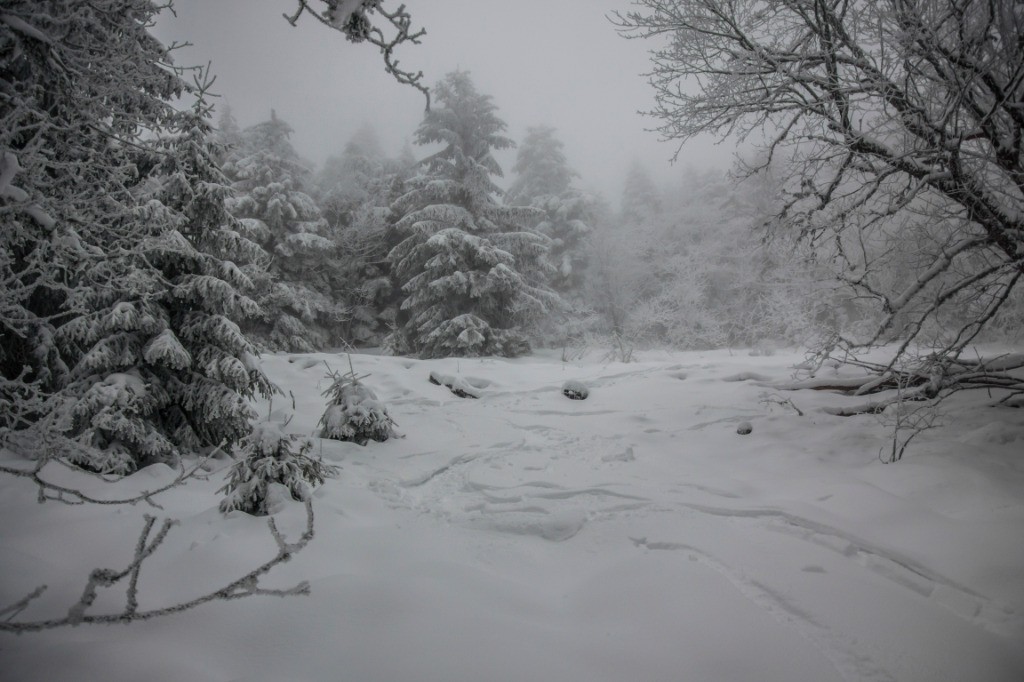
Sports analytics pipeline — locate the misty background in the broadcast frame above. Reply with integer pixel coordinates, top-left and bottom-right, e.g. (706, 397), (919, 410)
(154, 0), (732, 203)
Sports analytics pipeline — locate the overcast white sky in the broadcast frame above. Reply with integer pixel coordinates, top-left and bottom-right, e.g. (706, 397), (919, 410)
(154, 0), (735, 203)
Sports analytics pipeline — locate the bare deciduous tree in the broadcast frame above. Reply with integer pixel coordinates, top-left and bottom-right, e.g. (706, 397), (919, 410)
(614, 0), (1024, 402)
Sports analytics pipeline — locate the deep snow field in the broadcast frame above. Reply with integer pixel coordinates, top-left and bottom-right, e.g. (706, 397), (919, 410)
(2, 347), (1023, 681)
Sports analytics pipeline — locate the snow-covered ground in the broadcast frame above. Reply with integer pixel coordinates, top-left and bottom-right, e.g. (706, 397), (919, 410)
(2, 348), (1023, 681)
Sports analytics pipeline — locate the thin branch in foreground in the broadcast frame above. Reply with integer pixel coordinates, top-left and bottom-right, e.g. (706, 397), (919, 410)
(0, 446), (222, 509)
(0, 500), (315, 633)
(758, 392), (805, 416)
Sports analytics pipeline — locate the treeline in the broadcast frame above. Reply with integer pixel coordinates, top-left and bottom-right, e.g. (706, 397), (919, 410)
(219, 71), (832, 359)
(8, 3), (1017, 477)
(1, 3), (804, 478)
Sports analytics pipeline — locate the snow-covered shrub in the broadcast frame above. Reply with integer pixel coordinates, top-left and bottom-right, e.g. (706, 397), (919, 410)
(318, 367), (397, 444)
(219, 423), (338, 515)
(561, 380), (589, 401)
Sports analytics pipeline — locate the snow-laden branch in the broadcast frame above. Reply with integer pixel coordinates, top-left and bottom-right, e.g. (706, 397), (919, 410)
(0, 152), (56, 229)
(0, 500), (315, 632)
(283, 0), (429, 108)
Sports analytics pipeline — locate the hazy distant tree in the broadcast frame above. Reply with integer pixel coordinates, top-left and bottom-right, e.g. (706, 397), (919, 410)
(225, 112), (345, 351)
(214, 104), (243, 153)
(315, 124), (387, 228)
(587, 164), (832, 352)
(620, 161), (662, 225)
(585, 199), (643, 341)
(314, 126), (409, 345)
(585, 162), (667, 339)
(509, 126), (595, 329)
(508, 126), (575, 204)
(643, 170), (831, 349)
(388, 71), (558, 358)
(615, 0), (1024, 396)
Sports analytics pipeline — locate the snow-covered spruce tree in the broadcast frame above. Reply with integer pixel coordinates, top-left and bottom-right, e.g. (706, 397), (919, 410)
(224, 112), (346, 352)
(388, 71), (559, 358)
(0, 0), (435, 634)
(219, 422), (338, 516)
(315, 124), (388, 228)
(1, 2), (274, 473)
(508, 126), (594, 309)
(584, 164), (667, 345)
(318, 363), (397, 444)
(620, 161), (663, 226)
(314, 126), (412, 345)
(52, 95), (276, 473)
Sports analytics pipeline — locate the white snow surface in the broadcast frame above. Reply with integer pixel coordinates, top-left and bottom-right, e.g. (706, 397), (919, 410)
(2, 348), (1023, 681)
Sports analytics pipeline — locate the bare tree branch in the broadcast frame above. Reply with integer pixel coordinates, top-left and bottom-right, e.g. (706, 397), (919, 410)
(0, 500), (315, 633)
(0, 438), (222, 509)
(283, 0), (430, 108)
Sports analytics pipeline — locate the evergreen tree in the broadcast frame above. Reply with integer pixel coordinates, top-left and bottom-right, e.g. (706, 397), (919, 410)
(224, 112), (345, 352)
(508, 126), (594, 297)
(63, 101), (275, 472)
(620, 161), (662, 225)
(214, 104), (242, 154)
(507, 126), (575, 204)
(314, 127), (410, 346)
(387, 71), (558, 358)
(0, 1), (273, 472)
(315, 124), (387, 228)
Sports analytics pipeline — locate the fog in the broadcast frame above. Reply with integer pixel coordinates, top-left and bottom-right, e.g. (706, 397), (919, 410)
(154, 0), (733, 203)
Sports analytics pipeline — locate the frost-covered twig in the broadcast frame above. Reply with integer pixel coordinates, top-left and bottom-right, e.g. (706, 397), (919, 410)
(878, 388), (945, 464)
(283, 0), (429, 107)
(758, 392), (804, 416)
(0, 500), (315, 633)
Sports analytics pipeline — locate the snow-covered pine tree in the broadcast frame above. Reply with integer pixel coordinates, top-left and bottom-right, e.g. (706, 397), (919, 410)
(508, 126), (594, 298)
(214, 104), (243, 155)
(313, 126), (410, 346)
(315, 124), (388, 228)
(1, 1), (170, 441)
(620, 161), (663, 226)
(224, 112), (346, 352)
(318, 362), (397, 444)
(0, 2), (275, 473)
(388, 71), (559, 358)
(219, 422), (337, 516)
(56, 92), (278, 474)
